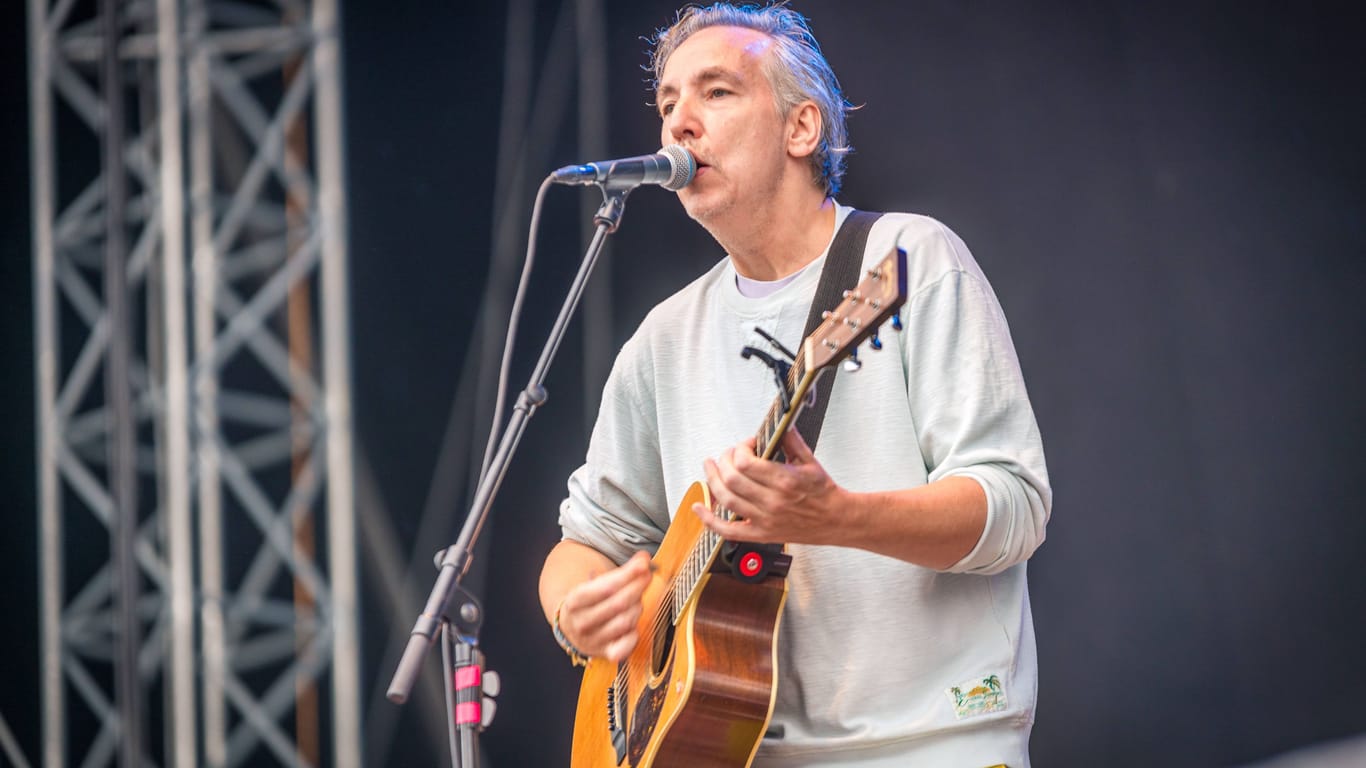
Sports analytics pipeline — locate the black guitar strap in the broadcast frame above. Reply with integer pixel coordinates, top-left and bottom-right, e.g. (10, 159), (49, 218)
(792, 209), (884, 454)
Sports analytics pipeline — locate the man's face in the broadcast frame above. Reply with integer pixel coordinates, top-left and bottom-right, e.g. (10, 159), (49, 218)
(656, 26), (791, 225)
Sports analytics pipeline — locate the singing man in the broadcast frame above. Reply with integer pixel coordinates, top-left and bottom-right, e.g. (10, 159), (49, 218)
(539, 4), (1051, 765)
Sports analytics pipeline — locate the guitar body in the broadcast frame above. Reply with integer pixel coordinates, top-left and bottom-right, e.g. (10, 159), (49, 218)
(570, 482), (789, 767)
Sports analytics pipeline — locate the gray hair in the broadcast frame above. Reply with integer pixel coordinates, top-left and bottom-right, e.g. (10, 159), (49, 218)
(648, 2), (853, 197)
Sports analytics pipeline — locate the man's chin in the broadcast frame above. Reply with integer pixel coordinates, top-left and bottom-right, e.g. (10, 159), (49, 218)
(678, 192), (728, 226)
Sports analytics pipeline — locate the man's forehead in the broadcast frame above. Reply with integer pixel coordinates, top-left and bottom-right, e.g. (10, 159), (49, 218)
(657, 25), (773, 91)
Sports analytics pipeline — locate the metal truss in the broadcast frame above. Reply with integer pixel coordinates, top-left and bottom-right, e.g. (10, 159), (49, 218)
(27, 0), (358, 765)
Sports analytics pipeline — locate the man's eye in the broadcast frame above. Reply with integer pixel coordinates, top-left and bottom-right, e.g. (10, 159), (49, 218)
(709, 88), (729, 98)
(660, 103), (675, 116)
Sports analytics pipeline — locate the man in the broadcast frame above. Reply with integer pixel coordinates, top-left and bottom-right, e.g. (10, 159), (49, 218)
(539, 3), (1051, 766)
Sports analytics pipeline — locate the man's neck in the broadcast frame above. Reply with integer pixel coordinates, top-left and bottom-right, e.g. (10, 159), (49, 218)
(711, 194), (837, 281)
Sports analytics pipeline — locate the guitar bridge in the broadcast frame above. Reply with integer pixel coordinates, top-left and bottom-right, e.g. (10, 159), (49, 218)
(606, 682), (627, 764)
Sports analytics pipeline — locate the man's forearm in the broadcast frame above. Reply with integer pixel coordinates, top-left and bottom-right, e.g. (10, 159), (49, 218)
(538, 539), (617, 624)
(838, 475), (988, 570)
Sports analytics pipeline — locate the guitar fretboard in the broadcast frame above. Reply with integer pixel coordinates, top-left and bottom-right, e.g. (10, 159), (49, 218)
(754, 352), (810, 462)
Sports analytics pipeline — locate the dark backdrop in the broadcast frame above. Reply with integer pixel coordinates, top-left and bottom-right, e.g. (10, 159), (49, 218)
(3, 1), (1364, 766)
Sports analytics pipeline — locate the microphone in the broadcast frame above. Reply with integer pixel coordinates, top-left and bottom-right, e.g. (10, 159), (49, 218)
(551, 145), (696, 191)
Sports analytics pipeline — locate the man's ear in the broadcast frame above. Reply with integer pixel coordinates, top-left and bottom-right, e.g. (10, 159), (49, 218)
(786, 100), (822, 159)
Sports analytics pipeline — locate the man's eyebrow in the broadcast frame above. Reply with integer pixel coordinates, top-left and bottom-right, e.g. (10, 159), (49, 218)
(656, 66), (745, 100)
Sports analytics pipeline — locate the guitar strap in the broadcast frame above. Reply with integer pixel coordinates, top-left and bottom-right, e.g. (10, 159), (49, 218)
(792, 209), (885, 453)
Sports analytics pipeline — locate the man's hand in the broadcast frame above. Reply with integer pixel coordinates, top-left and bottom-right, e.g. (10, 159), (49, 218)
(556, 551), (653, 663)
(691, 429), (849, 545)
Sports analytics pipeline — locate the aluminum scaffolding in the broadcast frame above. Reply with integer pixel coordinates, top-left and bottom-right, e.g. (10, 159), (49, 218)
(27, 0), (359, 765)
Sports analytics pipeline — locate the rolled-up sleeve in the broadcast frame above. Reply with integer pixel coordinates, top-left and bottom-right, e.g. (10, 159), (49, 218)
(899, 225), (1052, 575)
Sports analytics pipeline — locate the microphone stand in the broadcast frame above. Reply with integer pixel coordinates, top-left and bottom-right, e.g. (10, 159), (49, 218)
(387, 185), (634, 768)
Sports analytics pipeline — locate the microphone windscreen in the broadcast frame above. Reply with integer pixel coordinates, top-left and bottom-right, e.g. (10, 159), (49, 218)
(659, 145), (697, 191)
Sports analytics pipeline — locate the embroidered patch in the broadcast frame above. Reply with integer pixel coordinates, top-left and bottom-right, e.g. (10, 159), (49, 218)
(945, 674), (1007, 719)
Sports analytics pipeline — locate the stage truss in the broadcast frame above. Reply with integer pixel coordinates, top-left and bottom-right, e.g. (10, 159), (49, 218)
(26, 0), (359, 765)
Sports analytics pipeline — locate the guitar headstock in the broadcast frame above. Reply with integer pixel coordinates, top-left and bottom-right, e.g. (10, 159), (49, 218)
(803, 247), (908, 372)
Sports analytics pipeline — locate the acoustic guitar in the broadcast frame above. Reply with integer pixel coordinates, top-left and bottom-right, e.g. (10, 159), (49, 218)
(570, 247), (908, 767)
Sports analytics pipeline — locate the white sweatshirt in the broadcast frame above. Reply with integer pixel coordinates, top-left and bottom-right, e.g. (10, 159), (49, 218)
(559, 206), (1052, 767)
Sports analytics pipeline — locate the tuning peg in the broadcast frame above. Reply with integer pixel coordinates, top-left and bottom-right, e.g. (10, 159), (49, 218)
(891, 313), (903, 331)
(842, 348), (862, 372)
(869, 330), (883, 350)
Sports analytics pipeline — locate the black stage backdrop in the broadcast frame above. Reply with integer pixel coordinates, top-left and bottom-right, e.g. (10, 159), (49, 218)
(2, 1), (1364, 766)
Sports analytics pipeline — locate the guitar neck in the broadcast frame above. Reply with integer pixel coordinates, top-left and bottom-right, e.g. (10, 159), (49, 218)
(752, 351), (818, 463)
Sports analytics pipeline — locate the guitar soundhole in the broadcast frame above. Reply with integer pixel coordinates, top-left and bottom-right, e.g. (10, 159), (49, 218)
(650, 614), (676, 678)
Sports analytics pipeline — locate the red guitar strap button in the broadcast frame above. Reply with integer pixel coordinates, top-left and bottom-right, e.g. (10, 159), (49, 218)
(740, 553), (763, 577)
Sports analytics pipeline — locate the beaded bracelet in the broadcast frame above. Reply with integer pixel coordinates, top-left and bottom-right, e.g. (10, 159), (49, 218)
(552, 598), (590, 667)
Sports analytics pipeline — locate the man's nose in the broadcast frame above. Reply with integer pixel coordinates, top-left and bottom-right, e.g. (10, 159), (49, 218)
(665, 98), (701, 141)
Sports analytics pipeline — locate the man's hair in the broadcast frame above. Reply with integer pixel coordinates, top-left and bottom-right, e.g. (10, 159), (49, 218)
(648, 2), (852, 197)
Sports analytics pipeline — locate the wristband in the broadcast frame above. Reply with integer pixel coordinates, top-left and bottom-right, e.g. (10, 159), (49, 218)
(552, 598), (590, 667)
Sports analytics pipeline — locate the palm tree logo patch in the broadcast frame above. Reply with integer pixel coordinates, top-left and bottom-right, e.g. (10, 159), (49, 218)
(946, 674), (1006, 719)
